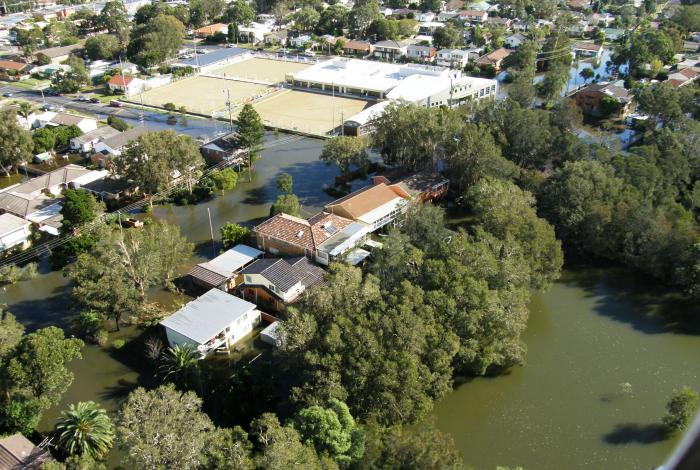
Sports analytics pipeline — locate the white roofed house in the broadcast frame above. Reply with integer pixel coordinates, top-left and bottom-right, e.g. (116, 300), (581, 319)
(69, 126), (121, 153)
(160, 289), (261, 356)
(373, 39), (412, 62)
(33, 111), (98, 134)
(436, 49), (470, 68)
(188, 244), (263, 291)
(91, 126), (149, 168)
(0, 213), (32, 252)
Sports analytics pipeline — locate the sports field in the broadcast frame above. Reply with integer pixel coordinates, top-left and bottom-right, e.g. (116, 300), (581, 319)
(212, 58), (310, 84)
(139, 76), (270, 115)
(245, 90), (372, 135)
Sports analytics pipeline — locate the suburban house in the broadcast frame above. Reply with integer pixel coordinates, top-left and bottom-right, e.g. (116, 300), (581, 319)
(475, 48), (512, 71)
(69, 126), (120, 153)
(505, 33), (527, 49)
(324, 182), (409, 231)
(436, 48), (470, 68)
(160, 289), (260, 356)
(239, 22), (273, 44)
(373, 40), (412, 61)
(572, 41), (603, 59)
(239, 256), (325, 311)
(371, 172), (449, 203)
(0, 433), (52, 468)
(344, 39), (373, 56)
(407, 44), (437, 63)
(122, 0), (150, 14)
(459, 10), (488, 23)
(666, 68), (699, 87)
(0, 59), (32, 76)
(188, 244), (263, 291)
(35, 41), (84, 64)
(290, 34), (313, 49)
(573, 82), (633, 117)
(91, 126), (149, 168)
(107, 75), (144, 96)
(200, 132), (245, 164)
(264, 29), (288, 46)
(0, 165), (107, 235)
(193, 23), (228, 38)
(33, 111), (97, 134)
(485, 16), (512, 28)
(0, 213), (32, 252)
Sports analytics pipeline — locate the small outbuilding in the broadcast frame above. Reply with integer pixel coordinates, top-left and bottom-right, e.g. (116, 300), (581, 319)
(188, 244), (263, 291)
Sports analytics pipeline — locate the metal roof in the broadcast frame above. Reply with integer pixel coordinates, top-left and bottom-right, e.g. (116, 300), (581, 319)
(160, 289), (257, 345)
(175, 47), (250, 68)
(0, 213), (30, 236)
(189, 244), (263, 286)
(241, 257), (325, 293)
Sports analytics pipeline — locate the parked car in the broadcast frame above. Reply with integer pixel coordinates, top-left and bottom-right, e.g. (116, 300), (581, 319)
(43, 103), (55, 111)
(109, 100), (122, 107)
(76, 95), (89, 102)
(303, 50), (315, 57)
(90, 97), (100, 103)
(3, 92), (13, 97)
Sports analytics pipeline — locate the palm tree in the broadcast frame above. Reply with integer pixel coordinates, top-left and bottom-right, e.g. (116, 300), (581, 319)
(158, 343), (200, 390)
(17, 102), (33, 120)
(54, 401), (114, 459)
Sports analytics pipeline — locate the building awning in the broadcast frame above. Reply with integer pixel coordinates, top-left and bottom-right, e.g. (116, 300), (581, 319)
(345, 248), (371, 266)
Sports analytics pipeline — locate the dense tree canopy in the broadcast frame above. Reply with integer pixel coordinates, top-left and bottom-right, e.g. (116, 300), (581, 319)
(127, 14), (185, 66)
(0, 110), (33, 176)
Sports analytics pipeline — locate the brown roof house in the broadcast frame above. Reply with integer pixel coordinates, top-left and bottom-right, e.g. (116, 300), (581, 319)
(188, 244), (263, 291)
(666, 67), (699, 87)
(573, 82), (633, 118)
(372, 172), (449, 203)
(194, 23), (228, 38)
(572, 41), (603, 59)
(476, 48), (512, 71)
(238, 256), (325, 311)
(344, 39), (374, 56)
(0, 434), (52, 469)
(0, 60), (32, 78)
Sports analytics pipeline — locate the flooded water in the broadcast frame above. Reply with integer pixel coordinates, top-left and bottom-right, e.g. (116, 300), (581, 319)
(2, 125), (699, 469)
(432, 268), (700, 470)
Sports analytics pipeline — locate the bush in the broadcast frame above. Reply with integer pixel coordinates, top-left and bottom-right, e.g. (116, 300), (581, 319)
(0, 265), (22, 285)
(663, 386), (699, 432)
(20, 262), (38, 280)
(107, 115), (129, 131)
(112, 339), (126, 350)
(74, 311), (104, 343)
(94, 329), (109, 347)
(220, 223), (250, 249)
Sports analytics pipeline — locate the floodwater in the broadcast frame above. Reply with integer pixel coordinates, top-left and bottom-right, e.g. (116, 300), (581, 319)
(2, 128), (699, 469)
(432, 268), (700, 470)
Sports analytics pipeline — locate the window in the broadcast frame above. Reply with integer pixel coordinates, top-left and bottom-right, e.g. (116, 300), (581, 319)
(245, 275), (252, 283)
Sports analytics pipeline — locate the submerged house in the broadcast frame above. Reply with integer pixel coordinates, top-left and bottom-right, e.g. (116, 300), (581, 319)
(188, 244), (263, 291)
(160, 288), (260, 356)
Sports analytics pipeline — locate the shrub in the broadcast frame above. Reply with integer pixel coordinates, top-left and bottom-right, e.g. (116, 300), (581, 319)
(663, 386), (699, 432)
(112, 339), (125, 350)
(74, 311), (103, 343)
(95, 330), (109, 347)
(20, 262), (38, 280)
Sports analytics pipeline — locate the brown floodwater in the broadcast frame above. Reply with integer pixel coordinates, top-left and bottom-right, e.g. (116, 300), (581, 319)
(2, 133), (699, 469)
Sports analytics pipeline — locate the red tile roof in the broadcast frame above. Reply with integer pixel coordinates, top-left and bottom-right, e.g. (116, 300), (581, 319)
(254, 212), (353, 251)
(108, 75), (135, 86)
(0, 60), (30, 71)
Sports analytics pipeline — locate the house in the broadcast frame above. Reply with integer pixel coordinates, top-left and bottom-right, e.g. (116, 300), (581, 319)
(601, 28), (624, 41)
(107, 75), (144, 96)
(505, 33), (527, 49)
(324, 182), (410, 231)
(189, 244), (263, 291)
(572, 41), (603, 59)
(373, 39), (412, 61)
(459, 10), (488, 23)
(666, 67), (699, 87)
(33, 111), (98, 134)
(193, 23), (228, 38)
(344, 39), (373, 56)
(200, 132), (245, 164)
(0, 59), (32, 76)
(567, 0), (590, 10)
(475, 47), (512, 71)
(290, 34), (313, 49)
(416, 11), (436, 22)
(0, 434), (52, 469)
(573, 82), (633, 117)
(437, 11), (460, 21)
(69, 126), (121, 153)
(436, 48), (470, 68)
(239, 22), (273, 44)
(0, 213), (31, 252)
(407, 44), (437, 63)
(264, 29), (288, 47)
(239, 256), (325, 311)
(343, 100), (392, 136)
(486, 17), (512, 29)
(91, 126), (149, 168)
(35, 41), (84, 64)
(372, 172), (449, 203)
(160, 289), (260, 356)
(122, 0), (151, 15)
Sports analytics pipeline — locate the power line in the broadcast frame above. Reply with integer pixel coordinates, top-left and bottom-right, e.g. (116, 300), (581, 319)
(0, 135), (304, 268)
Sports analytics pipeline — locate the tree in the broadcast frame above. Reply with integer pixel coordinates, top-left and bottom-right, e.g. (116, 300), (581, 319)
(432, 24), (461, 49)
(60, 189), (100, 234)
(276, 172), (293, 194)
(291, 7), (321, 33)
(201, 426), (254, 470)
(0, 308), (24, 361)
(158, 344), (200, 391)
(116, 384), (214, 469)
(84, 34), (119, 60)
(317, 5), (348, 36)
(663, 386), (699, 432)
(250, 413), (331, 470)
(33, 128), (57, 153)
(0, 109), (34, 176)
(579, 67), (594, 83)
(220, 222), (251, 249)
(107, 115), (129, 131)
(419, 0), (441, 12)
(292, 399), (364, 466)
(97, 1), (129, 44)
(348, 0), (381, 37)
(114, 130), (204, 195)
(52, 56), (89, 94)
(54, 401), (115, 459)
(538, 64), (569, 105)
(127, 14), (185, 67)
(320, 136), (368, 180)
(671, 5), (700, 32)
(368, 18), (399, 41)
(237, 104), (265, 171)
(225, 0), (255, 25)
(508, 69), (536, 108)
(211, 167), (238, 194)
(270, 194), (301, 217)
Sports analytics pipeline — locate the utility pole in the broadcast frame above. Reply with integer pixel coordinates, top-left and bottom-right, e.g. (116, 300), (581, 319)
(207, 207), (215, 256)
(119, 56), (127, 97)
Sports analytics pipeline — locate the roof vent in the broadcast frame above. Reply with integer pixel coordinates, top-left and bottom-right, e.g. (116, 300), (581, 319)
(296, 230), (304, 238)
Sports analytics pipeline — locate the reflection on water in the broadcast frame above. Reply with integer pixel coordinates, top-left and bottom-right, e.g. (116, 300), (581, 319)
(432, 267), (700, 470)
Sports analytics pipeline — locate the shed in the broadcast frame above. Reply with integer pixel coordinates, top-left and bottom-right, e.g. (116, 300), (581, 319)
(260, 321), (280, 347)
